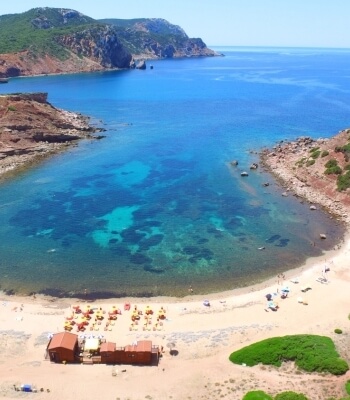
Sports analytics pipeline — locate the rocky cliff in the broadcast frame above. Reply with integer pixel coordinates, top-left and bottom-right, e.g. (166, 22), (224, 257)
(101, 18), (219, 59)
(0, 8), (218, 78)
(0, 92), (99, 177)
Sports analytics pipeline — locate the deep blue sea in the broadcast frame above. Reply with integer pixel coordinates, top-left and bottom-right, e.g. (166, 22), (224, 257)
(0, 47), (348, 298)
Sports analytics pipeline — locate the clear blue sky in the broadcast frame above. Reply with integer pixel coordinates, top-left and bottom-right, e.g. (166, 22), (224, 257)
(1, 0), (349, 48)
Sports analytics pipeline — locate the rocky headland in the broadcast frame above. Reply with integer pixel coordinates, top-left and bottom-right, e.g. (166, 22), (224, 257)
(0, 92), (100, 178)
(261, 129), (350, 224)
(0, 8), (219, 78)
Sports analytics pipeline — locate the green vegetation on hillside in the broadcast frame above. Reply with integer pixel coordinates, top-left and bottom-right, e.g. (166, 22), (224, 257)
(0, 9), (204, 61)
(229, 335), (349, 375)
(0, 8), (97, 59)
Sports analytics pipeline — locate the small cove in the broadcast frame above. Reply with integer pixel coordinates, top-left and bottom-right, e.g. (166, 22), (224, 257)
(0, 47), (348, 297)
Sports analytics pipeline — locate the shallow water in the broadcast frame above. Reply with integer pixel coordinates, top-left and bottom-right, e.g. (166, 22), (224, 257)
(0, 47), (348, 298)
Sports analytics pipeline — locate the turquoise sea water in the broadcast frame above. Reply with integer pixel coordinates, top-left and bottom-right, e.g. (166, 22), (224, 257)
(0, 47), (348, 298)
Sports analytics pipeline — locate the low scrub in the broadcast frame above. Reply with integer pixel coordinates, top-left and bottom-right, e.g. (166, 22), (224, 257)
(325, 159), (338, 168)
(337, 171), (350, 191)
(229, 335), (349, 375)
(243, 390), (273, 400)
(274, 392), (308, 400)
(325, 166), (342, 175)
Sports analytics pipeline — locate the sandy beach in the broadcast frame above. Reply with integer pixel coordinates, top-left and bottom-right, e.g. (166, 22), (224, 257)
(1, 231), (350, 400)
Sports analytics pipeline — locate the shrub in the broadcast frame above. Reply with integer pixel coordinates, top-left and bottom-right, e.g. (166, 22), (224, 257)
(334, 328), (343, 334)
(310, 146), (320, 153)
(344, 164), (350, 171)
(321, 150), (329, 157)
(295, 158), (306, 167)
(345, 379), (350, 395)
(274, 391), (308, 400)
(306, 159), (315, 167)
(345, 380), (350, 395)
(325, 166), (342, 175)
(243, 390), (273, 400)
(229, 335), (349, 375)
(325, 159), (338, 168)
(310, 150), (321, 159)
(337, 171), (350, 191)
(7, 106), (16, 111)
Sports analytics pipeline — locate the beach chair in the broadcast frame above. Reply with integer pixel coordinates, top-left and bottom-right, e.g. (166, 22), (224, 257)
(301, 285), (312, 293)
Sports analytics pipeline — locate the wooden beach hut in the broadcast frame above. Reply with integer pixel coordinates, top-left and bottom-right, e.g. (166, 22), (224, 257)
(47, 332), (78, 363)
(122, 340), (158, 365)
(100, 341), (116, 364)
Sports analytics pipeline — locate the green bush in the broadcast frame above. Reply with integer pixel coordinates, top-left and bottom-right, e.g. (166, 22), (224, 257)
(243, 390), (273, 400)
(321, 150), (329, 157)
(306, 159), (315, 166)
(334, 328), (343, 334)
(325, 166), (342, 175)
(344, 164), (350, 171)
(274, 391), (308, 400)
(345, 379), (350, 395)
(310, 150), (321, 159)
(7, 106), (16, 111)
(325, 159), (338, 168)
(337, 171), (350, 191)
(310, 146), (320, 153)
(229, 335), (349, 375)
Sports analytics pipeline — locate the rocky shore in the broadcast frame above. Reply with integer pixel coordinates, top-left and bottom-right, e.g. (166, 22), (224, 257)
(0, 92), (102, 179)
(261, 129), (350, 225)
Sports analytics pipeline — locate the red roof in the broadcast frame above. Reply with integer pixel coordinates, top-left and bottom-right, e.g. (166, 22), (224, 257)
(100, 342), (116, 353)
(48, 332), (77, 351)
(125, 340), (152, 353)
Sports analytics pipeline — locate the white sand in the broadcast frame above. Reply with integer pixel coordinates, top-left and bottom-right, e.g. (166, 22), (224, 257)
(1, 232), (350, 400)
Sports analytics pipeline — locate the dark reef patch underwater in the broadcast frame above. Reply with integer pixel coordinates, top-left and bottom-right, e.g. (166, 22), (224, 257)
(0, 47), (348, 297)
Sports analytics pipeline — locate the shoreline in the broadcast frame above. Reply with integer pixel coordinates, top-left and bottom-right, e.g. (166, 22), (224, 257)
(1, 133), (350, 398)
(1, 227), (349, 399)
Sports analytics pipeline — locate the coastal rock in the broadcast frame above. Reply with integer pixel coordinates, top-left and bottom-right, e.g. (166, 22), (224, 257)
(0, 92), (99, 177)
(230, 160), (238, 166)
(136, 60), (147, 70)
(260, 129), (350, 224)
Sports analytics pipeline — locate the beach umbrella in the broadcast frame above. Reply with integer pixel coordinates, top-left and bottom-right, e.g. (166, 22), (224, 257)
(167, 342), (176, 355)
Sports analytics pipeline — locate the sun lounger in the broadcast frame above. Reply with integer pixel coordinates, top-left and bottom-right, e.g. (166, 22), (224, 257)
(301, 285), (312, 292)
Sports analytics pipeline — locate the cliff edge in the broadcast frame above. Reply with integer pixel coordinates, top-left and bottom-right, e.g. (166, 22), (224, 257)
(0, 92), (99, 177)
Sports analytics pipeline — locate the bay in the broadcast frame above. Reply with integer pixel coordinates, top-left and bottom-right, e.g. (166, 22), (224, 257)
(0, 47), (347, 298)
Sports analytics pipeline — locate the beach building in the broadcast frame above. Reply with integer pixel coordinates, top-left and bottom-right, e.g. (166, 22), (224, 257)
(47, 334), (159, 366)
(47, 332), (78, 363)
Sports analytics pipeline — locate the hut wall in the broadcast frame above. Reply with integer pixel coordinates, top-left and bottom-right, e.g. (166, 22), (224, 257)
(101, 352), (115, 364)
(49, 347), (75, 363)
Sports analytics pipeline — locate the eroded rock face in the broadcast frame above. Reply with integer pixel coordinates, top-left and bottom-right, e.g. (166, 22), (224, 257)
(57, 26), (133, 69)
(0, 92), (99, 176)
